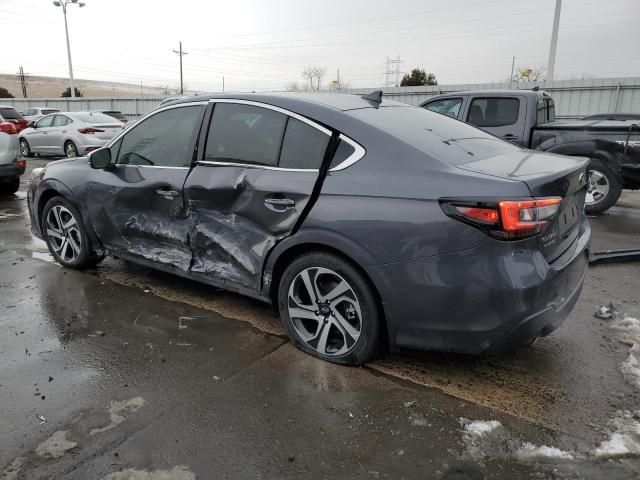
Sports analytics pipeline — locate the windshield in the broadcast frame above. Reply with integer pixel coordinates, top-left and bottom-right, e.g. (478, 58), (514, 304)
(349, 106), (521, 165)
(74, 112), (121, 124)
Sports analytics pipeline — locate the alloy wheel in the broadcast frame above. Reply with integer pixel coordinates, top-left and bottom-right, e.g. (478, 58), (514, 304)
(19, 139), (30, 157)
(46, 205), (82, 262)
(65, 142), (78, 158)
(585, 169), (610, 206)
(287, 267), (362, 356)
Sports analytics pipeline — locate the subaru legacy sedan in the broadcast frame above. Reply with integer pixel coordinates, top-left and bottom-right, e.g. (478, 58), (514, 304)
(28, 93), (591, 364)
(19, 112), (123, 158)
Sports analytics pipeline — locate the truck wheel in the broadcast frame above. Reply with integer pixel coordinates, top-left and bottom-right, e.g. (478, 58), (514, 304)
(585, 158), (622, 215)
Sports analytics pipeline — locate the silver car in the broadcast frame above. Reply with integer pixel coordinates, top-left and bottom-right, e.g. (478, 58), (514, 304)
(19, 112), (123, 158)
(22, 107), (61, 123)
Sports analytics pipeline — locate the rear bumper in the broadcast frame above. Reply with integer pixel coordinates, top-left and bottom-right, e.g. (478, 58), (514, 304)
(0, 159), (25, 180)
(367, 217), (591, 354)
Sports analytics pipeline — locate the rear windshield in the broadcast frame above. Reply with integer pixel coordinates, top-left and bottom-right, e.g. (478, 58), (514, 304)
(42, 109), (60, 115)
(0, 107), (21, 120)
(349, 106), (521, 166)
(74, 112), (120, 124)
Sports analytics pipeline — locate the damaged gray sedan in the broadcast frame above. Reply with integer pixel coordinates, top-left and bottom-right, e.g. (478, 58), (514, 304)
(28, 92), (591, 365)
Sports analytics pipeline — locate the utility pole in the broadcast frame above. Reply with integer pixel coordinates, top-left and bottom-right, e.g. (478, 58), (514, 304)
(17, 66), (28, 98)
(382, 56), (402, 87)
(222, 76), (225, 93)
(337, 69), (340, 90)
(394, 56), (402, 87)
(547, 0), (562, 81)
(173, 41), (188, 94)
(509, 56), (515, 89)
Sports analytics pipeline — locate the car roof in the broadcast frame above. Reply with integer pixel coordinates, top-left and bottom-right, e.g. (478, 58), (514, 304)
(424, 89), (551, 100)
(0, 105), (19, 109)
(170, 92), (409, 112)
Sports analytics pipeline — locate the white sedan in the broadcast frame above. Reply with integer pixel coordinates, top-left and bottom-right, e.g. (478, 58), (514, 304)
(19, 112), (123, 158)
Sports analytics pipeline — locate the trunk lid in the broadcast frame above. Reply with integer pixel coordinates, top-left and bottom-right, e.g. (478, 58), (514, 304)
(457, 150), (589, 262)
(88, 123), (123, 141)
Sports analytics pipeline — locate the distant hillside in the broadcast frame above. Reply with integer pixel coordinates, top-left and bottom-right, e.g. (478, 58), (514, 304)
(0, 74), (172, 98)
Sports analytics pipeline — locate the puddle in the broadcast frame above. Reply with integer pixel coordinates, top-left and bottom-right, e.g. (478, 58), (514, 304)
(0, 208), (22, 220)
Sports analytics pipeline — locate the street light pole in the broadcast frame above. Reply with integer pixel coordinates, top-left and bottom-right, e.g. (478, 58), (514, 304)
(53, 0), (85, 99)
(547, 0), (562, 82)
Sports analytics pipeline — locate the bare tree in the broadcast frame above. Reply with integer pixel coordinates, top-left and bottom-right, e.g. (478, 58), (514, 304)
(302, 66), (327, 91)
(285, 81), (302, 92)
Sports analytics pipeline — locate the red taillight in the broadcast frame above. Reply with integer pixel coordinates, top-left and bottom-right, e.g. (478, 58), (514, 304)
(455, 206), (499, 225)
(442, 197), (563, 240)
(499, 198), (562, 234)
(0, 122), (17, 135)
(16, 159), (26, 168)
(78, 127), (105, 134)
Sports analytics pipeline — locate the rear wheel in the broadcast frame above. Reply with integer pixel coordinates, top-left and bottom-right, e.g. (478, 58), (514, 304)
(41, 196), (101, 269)
(278, 252), (380, 365)
(65, 141), (79, 158)
(585, 157), (622, 214)
(19, 138), (33, 158)
(0, 177), (20, 195)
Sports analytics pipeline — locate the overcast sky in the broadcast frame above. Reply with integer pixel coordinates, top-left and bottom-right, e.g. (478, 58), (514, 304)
(1, 0), (639, 92)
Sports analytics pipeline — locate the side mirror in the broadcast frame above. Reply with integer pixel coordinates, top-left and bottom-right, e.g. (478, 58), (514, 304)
(89, 148), (112, 169)
(28, 122), (36, 128)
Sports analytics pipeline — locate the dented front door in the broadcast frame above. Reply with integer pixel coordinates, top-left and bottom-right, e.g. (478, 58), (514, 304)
(183, 100), (332, 293)
(86, 104), (206, 270)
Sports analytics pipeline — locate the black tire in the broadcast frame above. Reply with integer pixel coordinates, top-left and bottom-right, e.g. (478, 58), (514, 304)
(278, 251), (381, 365)
(0, 177), (20, 195)
(64, 141), (79, 158)
(19, 138), (33, 158)
(41, 196), (101, 269)
(585, 157), (622, 215)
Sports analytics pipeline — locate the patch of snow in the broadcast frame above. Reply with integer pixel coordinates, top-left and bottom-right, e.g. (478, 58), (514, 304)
(31, 251), (57, 264)
(102, 466), (196, 480)
(90, 396), (146, 436)
(34, 430), (77, 458)
(592, 410), (640, 459)
(464, 420), (502, 436)
(610, 316), (640, 390)
(516, 442), (574, 461)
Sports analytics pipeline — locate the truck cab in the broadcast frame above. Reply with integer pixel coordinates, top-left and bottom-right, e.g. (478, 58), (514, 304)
(421, 90), (556, 148)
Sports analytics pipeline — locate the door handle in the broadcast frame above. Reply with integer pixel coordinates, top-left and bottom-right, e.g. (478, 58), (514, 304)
(503, 134), (518, 139)
(264, 197), (295, 211)
(155, 188), (179, 199)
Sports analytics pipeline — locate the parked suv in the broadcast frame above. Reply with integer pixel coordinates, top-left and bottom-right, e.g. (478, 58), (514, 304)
(421, 90), (640, 214)
(0, 114), (24, 195)
(28, 93), (590, 364)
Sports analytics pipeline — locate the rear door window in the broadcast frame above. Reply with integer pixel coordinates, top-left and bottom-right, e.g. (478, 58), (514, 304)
(467, 97), (519, 127)
(52, 115), (70, 127)
(279, 117), (329, 169)
(205, 103), (287, 167)
(117, 105), (204, 167)
(423, 98), (463, 119)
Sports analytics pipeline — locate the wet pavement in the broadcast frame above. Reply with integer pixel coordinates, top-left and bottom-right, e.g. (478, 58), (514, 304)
(1, 158), (639, 479)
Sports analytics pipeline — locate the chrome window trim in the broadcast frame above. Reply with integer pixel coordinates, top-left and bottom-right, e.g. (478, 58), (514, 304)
(106, 101), (209, 149)
(117, 164), (189, 170)
(199, 98), (366, 172)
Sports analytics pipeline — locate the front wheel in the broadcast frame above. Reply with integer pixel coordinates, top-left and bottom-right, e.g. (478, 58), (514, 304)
(584, 157), (622, 215)
(41, 196), (100, 269)
(278, 252), (381, 365)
